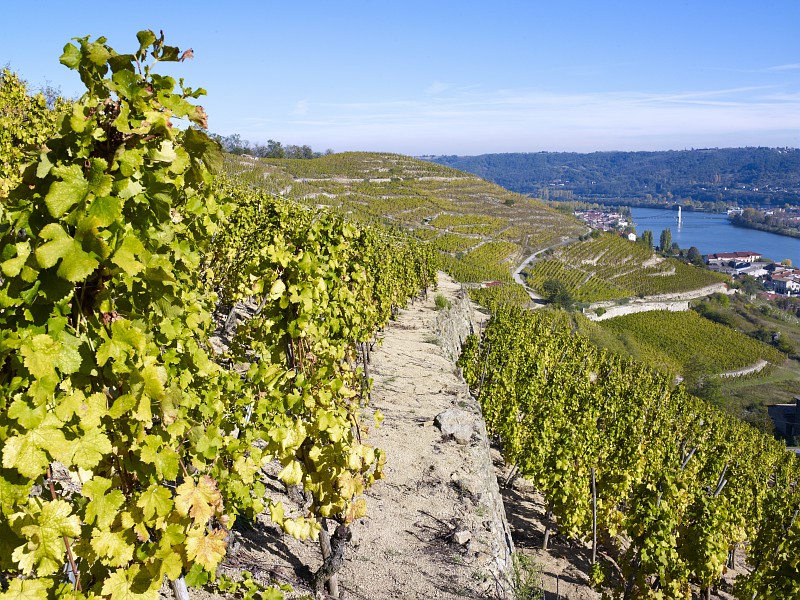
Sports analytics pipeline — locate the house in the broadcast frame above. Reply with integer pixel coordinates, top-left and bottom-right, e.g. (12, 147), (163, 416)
(772, 273), (800, 295)
(704, 251), (762, 265)
(768, 397), (800, 439)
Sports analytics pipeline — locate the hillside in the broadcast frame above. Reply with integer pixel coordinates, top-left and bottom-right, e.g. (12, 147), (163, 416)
(223, 152), (585, 284)
(523, 232), (729, 303)
(429, 148), (800, 208)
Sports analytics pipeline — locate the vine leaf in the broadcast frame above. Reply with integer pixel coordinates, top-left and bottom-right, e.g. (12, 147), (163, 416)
(175, 475), (223, 525)
(43, 164), (88, 218)
(82, 477), (127, 532)
(3, 415), (68, 479)
(35, 223), (98, 282)
(100, 565), (159, 600)
(10, 499), (81, 576)
(91, 529), (135, 567)
(0, 577), (53, 599)
(137, 485), (174, 521)
(185, 528), (227, 571)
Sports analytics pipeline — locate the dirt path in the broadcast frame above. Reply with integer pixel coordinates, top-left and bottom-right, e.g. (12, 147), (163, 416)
(333, 274), (511, 599)
(512, 236), (586, 304)
(189, 274), (513, 600)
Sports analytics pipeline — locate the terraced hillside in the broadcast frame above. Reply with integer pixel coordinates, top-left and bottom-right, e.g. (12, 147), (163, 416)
(525, 233), (730, 302)
(223, 152), (585, 284)
(598, 310), (786, 376)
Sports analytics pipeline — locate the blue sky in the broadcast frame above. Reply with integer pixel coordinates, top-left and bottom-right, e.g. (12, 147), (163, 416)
(2, 1), (798, 155)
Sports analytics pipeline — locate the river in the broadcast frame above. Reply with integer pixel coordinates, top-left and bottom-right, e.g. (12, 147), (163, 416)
(630, 207), (799, 266)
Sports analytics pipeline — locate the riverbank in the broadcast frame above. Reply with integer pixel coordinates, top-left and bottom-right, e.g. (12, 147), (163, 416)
(729, 217), (800, 240)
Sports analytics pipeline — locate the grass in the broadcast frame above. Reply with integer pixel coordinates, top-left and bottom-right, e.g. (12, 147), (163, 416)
(435, 293), (450, 310)
(511, 553), (544, 600)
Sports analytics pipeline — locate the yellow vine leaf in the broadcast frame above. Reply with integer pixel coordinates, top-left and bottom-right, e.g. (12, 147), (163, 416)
(0, 578), (52, 599)
(100, 565), (159, 600)
(185, 528), (227, 571)
(91, 528), (135, 567)
(11, 498), (81, 576)
(175, 475), (223, 526)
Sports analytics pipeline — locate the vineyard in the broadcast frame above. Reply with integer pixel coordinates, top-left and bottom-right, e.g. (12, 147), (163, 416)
(598, 310), (786, 376)
(469, 282), (533, 311)
(0, 33), (436, 599)
(221, 152), (585, 286)
(458, 307), (800, 599)
(525, 233), (729, 302)
(3, 26), (799, 600)
(431, 232), (479, 254)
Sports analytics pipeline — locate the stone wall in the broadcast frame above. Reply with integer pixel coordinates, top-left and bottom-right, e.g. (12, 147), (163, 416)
(428, 285), (517, 597)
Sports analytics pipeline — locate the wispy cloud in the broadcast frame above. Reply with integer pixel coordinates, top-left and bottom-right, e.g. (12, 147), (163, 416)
(768, 63), (800, 71)
(290, 99), (310, 116)
(237, 85), (800, 154)
(426, 81), (449, 95)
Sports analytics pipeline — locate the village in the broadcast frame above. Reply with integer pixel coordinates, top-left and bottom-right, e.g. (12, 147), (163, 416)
(704, 252), (800, 295)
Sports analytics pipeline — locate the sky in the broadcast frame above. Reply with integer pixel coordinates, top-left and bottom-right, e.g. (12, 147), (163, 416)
(2, 1), (799, 155)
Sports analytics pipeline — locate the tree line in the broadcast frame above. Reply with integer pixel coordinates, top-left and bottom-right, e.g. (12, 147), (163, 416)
(430, 148), (800, 208)
(209, 132), (333, 159)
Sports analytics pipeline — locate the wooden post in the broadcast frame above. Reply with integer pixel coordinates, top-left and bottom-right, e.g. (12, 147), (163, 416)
(542, 501), (555, 550)
(591, 467), (598, 565)
(362, 342), (371, 402)
(172, 578), (190, 600)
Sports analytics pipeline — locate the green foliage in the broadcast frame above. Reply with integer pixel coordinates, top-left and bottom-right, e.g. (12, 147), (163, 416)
(540, 278), (575, 310)
(459, 306), (800, 599)
(510, 553), (544, 600)
(0, 30), (231, 598)
(600, 310), (785, 376)
(431, 233), (477, 253)
(0, 31), (436, 599)
(469, 282), (531, 310)
(730, 206), (800, 240)
(659, 228), (672, 253)
(687, 246), (704, 266)
(525, 232), (729, 302)
(434, 293), (450, 310)
(0, 69), (68, 197)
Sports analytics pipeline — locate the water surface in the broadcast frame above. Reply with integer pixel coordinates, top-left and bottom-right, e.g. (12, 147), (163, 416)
(630, 207), (799, 266)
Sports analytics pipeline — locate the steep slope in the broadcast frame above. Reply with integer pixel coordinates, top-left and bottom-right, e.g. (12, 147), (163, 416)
(223, 152), (585, 284)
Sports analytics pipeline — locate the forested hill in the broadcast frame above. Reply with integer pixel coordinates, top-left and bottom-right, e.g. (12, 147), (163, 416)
(428, 147), (800, 208)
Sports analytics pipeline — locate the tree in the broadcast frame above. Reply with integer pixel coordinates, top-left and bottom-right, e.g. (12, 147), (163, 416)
(541, 278), (575, 310)
(687, 246), (704, 266)
(265, 139), (285, 158)
(641, 229), (653, 249)
(660, 228), (672, 253)
(738, 275), (764, 296)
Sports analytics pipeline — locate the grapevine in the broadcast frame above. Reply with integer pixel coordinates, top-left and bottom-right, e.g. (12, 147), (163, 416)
(459, 307), (800, 599)
(0, 31), (435, 599)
